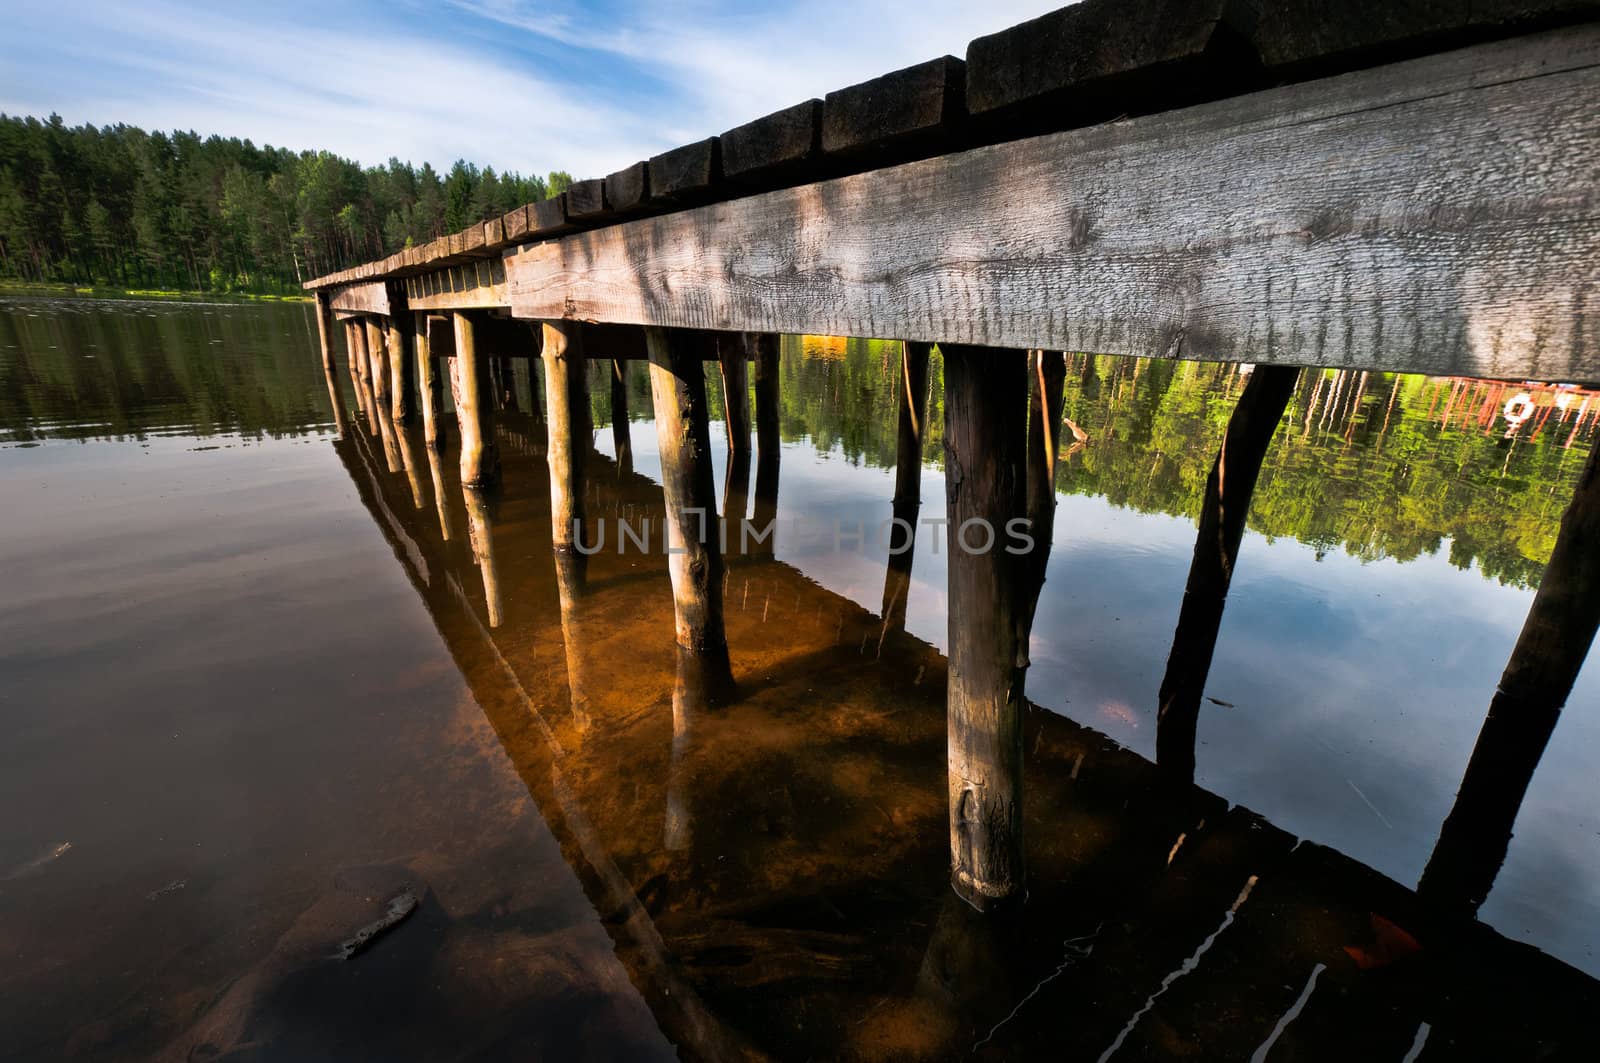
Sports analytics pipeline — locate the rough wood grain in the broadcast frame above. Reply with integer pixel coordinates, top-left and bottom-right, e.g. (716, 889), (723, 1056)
(507, 27), (1600, 381)
(533, 194), (569, 235)
(646, 327), (736, 698)
(1254, 0), (1600, 74)
(965, 0), (1257, 127)
(822, 55), (966, 158)
(329, 281), (392, 316)
(649, 138), (720, 200)
(721, 100), (822, 182)
(451, 312), (500, 487)
(606, 162), (650, 212)
(567, 178), (609, 220)
(406, 259), (508, 311)
(542, 322), (590, 556)
(943, 344), (1029, 910)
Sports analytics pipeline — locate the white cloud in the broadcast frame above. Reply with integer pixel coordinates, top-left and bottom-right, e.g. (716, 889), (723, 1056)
(2, 0), (1073, 176)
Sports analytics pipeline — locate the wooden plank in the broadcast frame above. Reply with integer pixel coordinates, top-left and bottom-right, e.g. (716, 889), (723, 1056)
(566, 178), (609, 220)
(502, 205), (531, 242)
(532, 193), (570, 235)
(721, 100), (822, 183)
(822, 55), (965, 159)
(1253, 0), (1600, 75)
(648, 137), (720, 200)
(965, 0), (1257, 129)
(407, 259), (508, 311)
(605, 161), (650, 211)
(507, 27), (1600, 381)
(329, 280), (392, 317)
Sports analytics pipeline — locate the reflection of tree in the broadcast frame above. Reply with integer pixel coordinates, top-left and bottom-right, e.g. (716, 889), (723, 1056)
(0, 301), (345, 442)
(665, 339), (1592, 590)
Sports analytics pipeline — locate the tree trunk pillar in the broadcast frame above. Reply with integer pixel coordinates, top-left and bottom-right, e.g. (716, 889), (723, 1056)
(942, 344), (1030, 911)
(450, 312), (499, 488)
(646, 327), (736, 699)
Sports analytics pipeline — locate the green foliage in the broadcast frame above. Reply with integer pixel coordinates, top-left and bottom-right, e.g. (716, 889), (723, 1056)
(762, 340), (1595, 589)
(0, 114), (562, 294)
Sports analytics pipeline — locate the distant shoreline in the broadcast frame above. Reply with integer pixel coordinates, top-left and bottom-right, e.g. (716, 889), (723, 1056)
(0, 281), (311, 305)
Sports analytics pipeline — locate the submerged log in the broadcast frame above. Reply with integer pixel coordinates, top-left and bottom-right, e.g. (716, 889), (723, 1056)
(1419, 439), (1600, 916)
(646, 327), (736, 698)
(942, 344), (1030, 910)
(1156, 365), (1300, 783)
(750, 333), (781, 560)
(881, 341), (932, 642)
(450, 312), (500, 487)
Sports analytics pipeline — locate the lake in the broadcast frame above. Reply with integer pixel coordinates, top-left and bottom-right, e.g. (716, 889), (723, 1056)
(1, 297), (1596, 1060)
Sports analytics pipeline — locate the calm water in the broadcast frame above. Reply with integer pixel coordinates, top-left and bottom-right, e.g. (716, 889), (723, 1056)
(1, 297), (1596, 1061)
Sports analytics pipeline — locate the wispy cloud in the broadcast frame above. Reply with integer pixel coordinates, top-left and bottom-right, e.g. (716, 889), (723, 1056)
(1, 0), (1068, 177)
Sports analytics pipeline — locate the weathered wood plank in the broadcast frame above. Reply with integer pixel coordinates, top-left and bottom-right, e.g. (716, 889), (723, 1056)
(648, 138), (720, 200)
(605, 162), (650, 212)
(329, 281), (392, 317)
(567, 178), (609, 220)
(508, 28), (1600, 380)
(721, 99), (822, 183)
(965, 0), (1257, 129)
(532, 193), (570, 235)
(1254, 0), (1600, 75)
(407, 259), (508, 311)
(822, 55), (965, 158)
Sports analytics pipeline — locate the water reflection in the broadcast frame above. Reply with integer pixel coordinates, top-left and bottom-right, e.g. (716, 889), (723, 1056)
(327, 327), (1597, 1059)
(3, 298), (1599, 1060)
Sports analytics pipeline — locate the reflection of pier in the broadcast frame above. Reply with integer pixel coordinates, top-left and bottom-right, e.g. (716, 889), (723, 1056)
(300, 5), (1600, 1051)
(323, 323), (1600, 1058)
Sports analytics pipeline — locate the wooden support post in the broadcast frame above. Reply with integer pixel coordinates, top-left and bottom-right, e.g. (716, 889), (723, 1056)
(542, 321), (590, 567)
(610, 359), (633, 474)
(881, 341), (932, 643)
(1419, 440), (1600, 916)
(365, 318), (390, 409)
(646, 327), (736, 698)
(372, 387), (402, 475)
(315, 295), (347, 438)
(750, 333), (781, 559)
(719, 334), (752, 456)
(1018, 350), (1066, 632)
(1155, 365), (1299, 783)
(450, 312), (499, 487)
(414, 312), (440, 450)
(386, 314), (415, 424)
(942, 344), (1030, 911)
(347, 321), (376, 434)
(462, 485), (503, 628)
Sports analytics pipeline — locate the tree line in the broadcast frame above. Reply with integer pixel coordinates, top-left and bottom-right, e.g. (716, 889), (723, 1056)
(0, 113), (571, 294)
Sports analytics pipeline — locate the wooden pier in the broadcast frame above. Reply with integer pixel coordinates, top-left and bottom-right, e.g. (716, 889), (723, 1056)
(324, 395), (1600, 1060)
(307, 0), (1600, 947)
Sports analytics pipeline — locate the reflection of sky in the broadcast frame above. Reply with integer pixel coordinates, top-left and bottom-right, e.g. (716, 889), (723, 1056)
(605, 416), (1600, 979)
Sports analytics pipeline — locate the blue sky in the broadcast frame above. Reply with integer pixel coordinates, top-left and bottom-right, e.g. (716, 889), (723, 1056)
(0, 0), (1067, 179)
